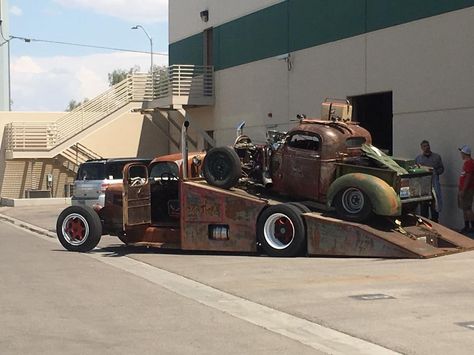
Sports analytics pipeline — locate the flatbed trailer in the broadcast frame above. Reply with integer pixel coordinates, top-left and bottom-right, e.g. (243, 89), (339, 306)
(57, 171), (474, 258)
(177, 181), (474, 258)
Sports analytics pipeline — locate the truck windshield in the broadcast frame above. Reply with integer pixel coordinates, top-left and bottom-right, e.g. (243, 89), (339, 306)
(149, 162), (179, 179)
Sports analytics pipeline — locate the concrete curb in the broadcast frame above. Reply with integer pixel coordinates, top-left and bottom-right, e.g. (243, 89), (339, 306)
(0, 213), (56, 239)
(0, 197), (71, 207)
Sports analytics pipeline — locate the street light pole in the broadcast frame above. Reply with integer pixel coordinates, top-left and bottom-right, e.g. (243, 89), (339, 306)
(131, 24), (153, 75)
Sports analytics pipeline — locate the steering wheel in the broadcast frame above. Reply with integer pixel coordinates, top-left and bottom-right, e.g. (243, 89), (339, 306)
(130, 176), (145, 187)
(160, 172), (178, 185)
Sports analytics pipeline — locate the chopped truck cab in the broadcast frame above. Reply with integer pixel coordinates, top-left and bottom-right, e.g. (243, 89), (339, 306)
(56, 151), (205, 252)
(203, 99), (432, 222)
(56, 102), (474, 258)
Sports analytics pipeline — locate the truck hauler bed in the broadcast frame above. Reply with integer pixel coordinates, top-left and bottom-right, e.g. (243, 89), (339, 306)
(56, 166), (474, 258)
(179, 181), (474, 259)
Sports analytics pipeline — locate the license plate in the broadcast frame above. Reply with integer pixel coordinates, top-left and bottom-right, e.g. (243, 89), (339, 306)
(400, 187), (410, 198)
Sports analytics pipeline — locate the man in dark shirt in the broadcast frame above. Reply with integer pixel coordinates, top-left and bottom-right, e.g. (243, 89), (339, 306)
(415, 140), (444, 222)
(458, 145), (474, 233)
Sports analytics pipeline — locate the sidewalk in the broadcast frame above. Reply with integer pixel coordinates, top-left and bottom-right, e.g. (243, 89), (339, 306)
(0, 204), (69, 234)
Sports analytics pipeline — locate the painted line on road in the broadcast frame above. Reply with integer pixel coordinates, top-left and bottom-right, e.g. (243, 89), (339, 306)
(1, 217), (399, 355)
(90, 252), (400, 355)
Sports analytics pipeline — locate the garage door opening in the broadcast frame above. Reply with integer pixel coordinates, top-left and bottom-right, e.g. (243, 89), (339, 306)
(349, 92), (393, 155)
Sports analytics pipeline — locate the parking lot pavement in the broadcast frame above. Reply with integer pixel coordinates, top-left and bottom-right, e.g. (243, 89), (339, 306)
(2, 204), (474, 354)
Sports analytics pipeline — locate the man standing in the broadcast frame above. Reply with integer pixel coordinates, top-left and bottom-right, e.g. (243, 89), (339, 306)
(458, 145), (474, 233)
(415, 140), (444, 222)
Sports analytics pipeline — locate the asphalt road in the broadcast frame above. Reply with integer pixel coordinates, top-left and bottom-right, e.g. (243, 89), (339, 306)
(0, 221), (330, 355)
(2, 207), (474, 354)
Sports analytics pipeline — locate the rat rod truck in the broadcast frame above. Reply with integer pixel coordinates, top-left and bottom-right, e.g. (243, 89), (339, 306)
(56, 103), (474, 258)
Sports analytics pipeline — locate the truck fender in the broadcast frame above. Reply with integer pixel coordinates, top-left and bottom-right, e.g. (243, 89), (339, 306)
(327, 173), (401, 216)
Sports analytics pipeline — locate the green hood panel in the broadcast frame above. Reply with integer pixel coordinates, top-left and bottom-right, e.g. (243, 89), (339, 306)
(361, 144), (408, 175)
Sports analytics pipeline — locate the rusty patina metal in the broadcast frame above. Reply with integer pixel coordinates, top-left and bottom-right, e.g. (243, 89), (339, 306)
(181, 181), (266, 252)
(305, 212), (474, 258)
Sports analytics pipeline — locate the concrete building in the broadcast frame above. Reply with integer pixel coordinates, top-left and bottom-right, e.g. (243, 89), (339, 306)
(168, 0), (474, 228)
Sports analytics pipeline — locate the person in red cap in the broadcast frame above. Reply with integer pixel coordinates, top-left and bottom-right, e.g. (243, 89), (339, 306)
(458, 145), (474, 233)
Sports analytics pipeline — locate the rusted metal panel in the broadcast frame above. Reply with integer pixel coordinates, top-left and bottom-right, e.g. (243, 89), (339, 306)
(305, 212), (474, 258)
(181, 181), (267, 252)
(125, 225), (180, 246)
(122, 163), (151, 229)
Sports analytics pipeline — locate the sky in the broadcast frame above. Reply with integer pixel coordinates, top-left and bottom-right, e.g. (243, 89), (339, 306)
(7, 0), (169, 111)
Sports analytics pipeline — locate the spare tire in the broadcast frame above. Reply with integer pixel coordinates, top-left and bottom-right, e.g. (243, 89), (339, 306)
(203, 146), (242, 189)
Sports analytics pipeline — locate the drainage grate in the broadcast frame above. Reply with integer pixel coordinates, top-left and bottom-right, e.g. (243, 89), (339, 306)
(350, 294), (395, 301)
(457, 322), (474, 330)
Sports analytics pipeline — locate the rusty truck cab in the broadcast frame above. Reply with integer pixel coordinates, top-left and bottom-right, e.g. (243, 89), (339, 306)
(100, 152), (204, 245)
(270, 117), (372, 203)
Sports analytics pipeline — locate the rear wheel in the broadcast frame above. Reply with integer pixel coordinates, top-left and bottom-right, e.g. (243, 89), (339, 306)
(334, 187), (372, 222)
(203, 147), (242, 189)
(257, 204), (306, 257)
(56, 206), (102, 252)
(289, 202), (311, 213)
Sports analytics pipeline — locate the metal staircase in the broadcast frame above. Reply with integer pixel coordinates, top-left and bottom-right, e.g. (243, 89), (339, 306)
(5, 65), (215, 160)
(1, 65), (215, 198)
(4, 73), (155, 160)
(57, 143), (103, 173)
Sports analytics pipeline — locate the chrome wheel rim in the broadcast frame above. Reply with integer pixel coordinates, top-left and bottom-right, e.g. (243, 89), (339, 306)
(263, 213), (295, 250)
(61, 213), (89, 246)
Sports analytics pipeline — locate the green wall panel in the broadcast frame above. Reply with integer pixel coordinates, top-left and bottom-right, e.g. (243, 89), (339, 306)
(289, 0), (366, 52)
(367, 0), (474, 31)
(169, 33), (203, 66)
(213, 2), (288, 70)
(170, 0), (474, 70)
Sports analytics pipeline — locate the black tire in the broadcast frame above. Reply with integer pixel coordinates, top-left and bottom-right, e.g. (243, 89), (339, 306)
(56, 206), (102, 252)
(257, 204), (306, 257)
(203, 146), (242, 189)
(334, 187), (372, 222)
(289, 202), (311, 213)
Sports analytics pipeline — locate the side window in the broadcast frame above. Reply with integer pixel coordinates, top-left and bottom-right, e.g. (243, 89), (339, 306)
(346, 137), (366, 148)
(288, 133), (320, 151)
(76, 163), (105, 180)
(128, 165), (148, 187)
(106, 163), (126, 180)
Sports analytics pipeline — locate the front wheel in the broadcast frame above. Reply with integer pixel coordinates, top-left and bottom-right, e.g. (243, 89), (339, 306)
(257, 204), (306, 257)
(334, 187), (372, 222)
(56, 206), (102, 252)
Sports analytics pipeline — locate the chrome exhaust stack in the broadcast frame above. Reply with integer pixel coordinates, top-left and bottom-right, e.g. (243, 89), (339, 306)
(182, 120), (190, 180)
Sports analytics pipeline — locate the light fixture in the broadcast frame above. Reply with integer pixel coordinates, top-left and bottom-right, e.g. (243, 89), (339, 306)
(200, 10), (209, 22)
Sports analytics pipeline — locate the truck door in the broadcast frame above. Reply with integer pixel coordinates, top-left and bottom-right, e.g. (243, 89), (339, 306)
(281, 132), (321, 200)
(123, 163), (151, 231)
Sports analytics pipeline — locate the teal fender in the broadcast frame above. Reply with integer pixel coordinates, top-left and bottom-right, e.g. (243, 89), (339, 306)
(327, 173), (401, 216)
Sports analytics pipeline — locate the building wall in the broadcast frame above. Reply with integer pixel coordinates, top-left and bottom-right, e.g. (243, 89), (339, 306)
(169, 0), (474, 228)
(169, 0), (284, 42)
(79, 111), (168, 159)
(0, 159), (75, 198)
